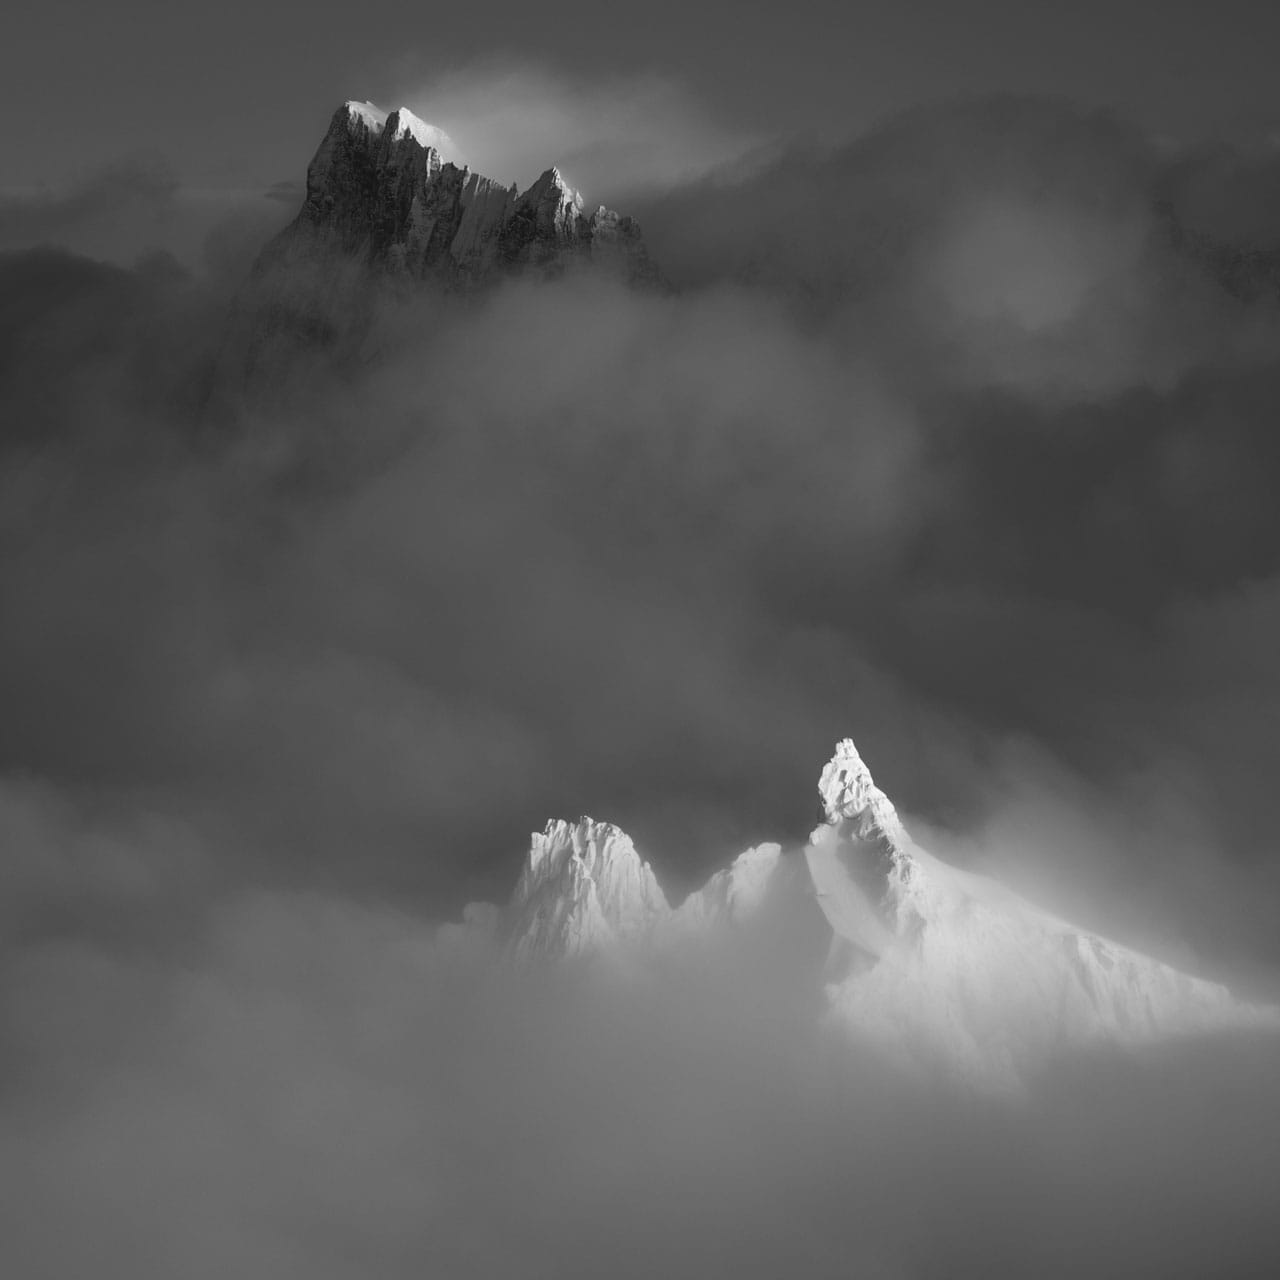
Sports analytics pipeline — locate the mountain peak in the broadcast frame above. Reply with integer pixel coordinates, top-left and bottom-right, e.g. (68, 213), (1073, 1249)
(505, 817), (669, 960)
(816, 738), (910, 851)
(818, 738), (879, 822)
(458, 737), (1279, 1088)
(339, 100), (457, 157)
(341, 99), (387, 134)
(674, 842), (785, 928)
(538, 166), (578, 198)
(225, 99), (663, 389)
(246, 99), (659, 307)
(384, 106), (458, 158)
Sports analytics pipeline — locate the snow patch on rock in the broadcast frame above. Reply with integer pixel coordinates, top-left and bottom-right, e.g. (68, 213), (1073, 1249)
(385, 107), (459, 161)
(343, 100), (388, 134)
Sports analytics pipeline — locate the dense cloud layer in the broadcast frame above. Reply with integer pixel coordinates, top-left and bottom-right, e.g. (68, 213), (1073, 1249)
(5, 889), (1280, 1279)
(4, 92), (1280, 1275)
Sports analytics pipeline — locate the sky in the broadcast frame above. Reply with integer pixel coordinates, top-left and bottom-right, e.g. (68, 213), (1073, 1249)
(6, 3), (1280, 1276)
(8, 0), (1280, 188)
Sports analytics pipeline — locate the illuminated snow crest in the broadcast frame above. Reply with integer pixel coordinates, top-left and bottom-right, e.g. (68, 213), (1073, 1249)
(385, 107), (458, 160)
(343, 100), (388, 133)
(341, 100), (458, 161)
(817, 737), (912, 847)
(674, 843), (784, 929)
(806, 741), (1280, 1089)
(453, 738), (1279, 1090)
(505, 818), (669, 960)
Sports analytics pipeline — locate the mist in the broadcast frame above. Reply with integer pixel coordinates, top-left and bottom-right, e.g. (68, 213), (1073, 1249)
(3, 882), (1278, 1278)
(397, 60), (764, 199)
(4, 82), (1280, 1276)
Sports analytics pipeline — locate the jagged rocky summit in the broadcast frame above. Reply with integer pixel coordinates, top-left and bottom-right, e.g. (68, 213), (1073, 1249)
(222, 99), (660, 394)
(259, 99), (658, 289)
(468, 738), (1279, 1089)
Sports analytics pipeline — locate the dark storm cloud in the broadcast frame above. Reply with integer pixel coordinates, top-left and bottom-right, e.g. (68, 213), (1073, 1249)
(1156, 133), (1280, 246)
(0, 157), (297, 278)
(5, 87), (1280, 1276)
(636, 95), (1280, 395)
(0, 246), (222, 449)
(0, 157), (178, 249)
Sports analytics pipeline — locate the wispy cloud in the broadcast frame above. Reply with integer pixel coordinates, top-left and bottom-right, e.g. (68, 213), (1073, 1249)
(400, 60), (766, 200)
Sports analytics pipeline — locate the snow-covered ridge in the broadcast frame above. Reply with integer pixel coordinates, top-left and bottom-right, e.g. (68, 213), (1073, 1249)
(673, 843), (784, 929)
(343, 100), (389, 133)
(461, 738), (1279, 1089)
(342, 100), (458, 160)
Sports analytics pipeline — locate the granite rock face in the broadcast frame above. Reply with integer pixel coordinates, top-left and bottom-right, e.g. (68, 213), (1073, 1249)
(261, 100), (659, 289)
(222, 100), (660, 394)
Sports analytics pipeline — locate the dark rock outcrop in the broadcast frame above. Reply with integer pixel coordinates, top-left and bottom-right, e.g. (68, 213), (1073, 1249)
(259, 100), (658, 289)
(219, 101), (660, 396)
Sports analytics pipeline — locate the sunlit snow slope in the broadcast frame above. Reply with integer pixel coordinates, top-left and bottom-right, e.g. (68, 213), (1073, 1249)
(468, 738), (1278, 1087)
(808, 740), (1278, 1085)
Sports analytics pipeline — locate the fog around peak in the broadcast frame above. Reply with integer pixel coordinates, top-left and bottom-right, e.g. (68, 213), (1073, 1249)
(4, 76), (1280, 1274)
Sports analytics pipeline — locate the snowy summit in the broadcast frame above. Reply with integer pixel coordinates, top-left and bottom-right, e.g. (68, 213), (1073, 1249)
(456, 737), (1279, 1089)
(342, 100), (459, 161)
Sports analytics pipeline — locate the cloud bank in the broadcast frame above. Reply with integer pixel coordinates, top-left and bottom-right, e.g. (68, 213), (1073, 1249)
(4, 86), (1280, 1275)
